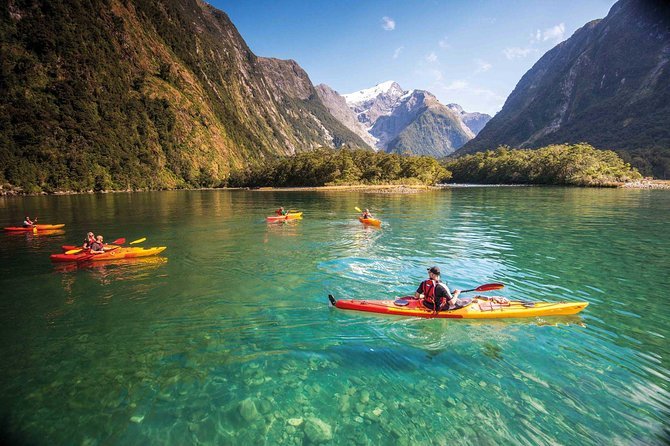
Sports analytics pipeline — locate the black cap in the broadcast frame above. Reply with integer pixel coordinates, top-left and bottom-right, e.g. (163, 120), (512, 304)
(427, 266), (440, 275)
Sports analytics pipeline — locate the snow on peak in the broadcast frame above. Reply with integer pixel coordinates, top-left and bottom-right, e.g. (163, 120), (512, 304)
(343, 81), (404, 105)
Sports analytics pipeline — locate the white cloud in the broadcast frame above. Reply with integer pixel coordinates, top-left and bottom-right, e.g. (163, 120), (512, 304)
(438, 37), (450, 49)
(445, 80), (468, 91)
(393, 46), (404, 59)
(381, 16), (395, 31)
(430, 69), (443, 81)
(542, 23), (565, 43)
(532, 23), (566, 44)
(426, 52), (438, 63)
(503, 47), (534, 60)
(474, 58), (492, 73)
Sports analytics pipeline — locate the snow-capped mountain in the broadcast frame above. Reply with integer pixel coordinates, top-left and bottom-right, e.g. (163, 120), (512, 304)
(339, 81), (485, 156)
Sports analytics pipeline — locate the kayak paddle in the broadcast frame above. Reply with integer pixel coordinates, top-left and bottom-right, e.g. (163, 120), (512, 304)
(460, 283), (505, 293)
(355, 206), (362, 213)
(130, 237), (146, 244)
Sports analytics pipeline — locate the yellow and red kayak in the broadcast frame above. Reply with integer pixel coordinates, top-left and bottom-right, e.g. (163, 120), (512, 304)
(328, 295), (588, 319)
(266, 212), (303, 222)
(50, 246), (166, 263)
(358, 217), (381, 227)
(4, 224), (65, 231)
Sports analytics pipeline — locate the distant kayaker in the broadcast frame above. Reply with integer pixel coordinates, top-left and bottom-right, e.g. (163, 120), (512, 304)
(90, 235), (105, 254)
(414, 266), (461, 311)
(23, 216), (34, 227)
(361, 209), (373, 219)
(276, 207), (288, 216)
(83, 232), (95, 249)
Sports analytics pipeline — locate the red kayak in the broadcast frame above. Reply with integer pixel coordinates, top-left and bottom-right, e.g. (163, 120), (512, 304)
(4, 224), (65, 231)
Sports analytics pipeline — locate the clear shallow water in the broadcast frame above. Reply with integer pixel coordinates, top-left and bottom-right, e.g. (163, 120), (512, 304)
(0, 188), (669, 445)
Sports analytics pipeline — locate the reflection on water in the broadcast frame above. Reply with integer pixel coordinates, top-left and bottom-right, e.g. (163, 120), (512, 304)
(0, 188), (669, 445)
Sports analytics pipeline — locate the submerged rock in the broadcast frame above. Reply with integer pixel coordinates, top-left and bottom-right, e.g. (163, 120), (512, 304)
(304, 417), (333, 443)
(239, 398), (259, 422)
(288, 417), (304, 427)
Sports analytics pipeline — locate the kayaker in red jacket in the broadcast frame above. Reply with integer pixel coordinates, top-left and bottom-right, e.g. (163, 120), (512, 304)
(90, 235), (105, 253)
(23, 216), (34, 227)
(276, 207), (287, 216)
(415, 266), (461, 311)
(361, 209), (373, 219)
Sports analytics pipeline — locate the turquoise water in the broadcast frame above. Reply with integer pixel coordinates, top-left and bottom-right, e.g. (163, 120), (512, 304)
(0, 188), (669, 445)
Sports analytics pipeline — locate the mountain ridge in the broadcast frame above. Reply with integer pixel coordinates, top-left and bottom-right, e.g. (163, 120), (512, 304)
(458, 0), (670, 159)
(333, 81), (489, 156)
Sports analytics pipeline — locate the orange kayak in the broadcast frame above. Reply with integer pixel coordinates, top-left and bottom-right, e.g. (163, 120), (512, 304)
(50, 246), (166, 263)
(4, 224), (65, 231)
(358, 217), (381, 227)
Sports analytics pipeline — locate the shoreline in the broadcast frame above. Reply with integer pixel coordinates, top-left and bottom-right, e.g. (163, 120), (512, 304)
(2, 180), (669, 197)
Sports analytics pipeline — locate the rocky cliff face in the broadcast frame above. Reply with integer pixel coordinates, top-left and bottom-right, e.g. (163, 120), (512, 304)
(0, 0), (367, 192)
(459, 0), (670, 156)
(341, 82), (476, 156)
(315, 84), (376, 148)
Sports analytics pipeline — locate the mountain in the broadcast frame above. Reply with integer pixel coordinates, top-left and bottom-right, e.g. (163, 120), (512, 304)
(0, 0), (368, 192)
(446, 104), (491, 135)
(342, 81), (478, 156)
(315, 84), (376, 148)
(458, 0), (670, 157)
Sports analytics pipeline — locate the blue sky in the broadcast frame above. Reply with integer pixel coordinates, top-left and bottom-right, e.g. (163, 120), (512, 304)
(210, 0), (616, 116)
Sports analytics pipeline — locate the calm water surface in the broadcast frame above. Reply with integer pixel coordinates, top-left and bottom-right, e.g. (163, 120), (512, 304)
(0, 188), (669, 445)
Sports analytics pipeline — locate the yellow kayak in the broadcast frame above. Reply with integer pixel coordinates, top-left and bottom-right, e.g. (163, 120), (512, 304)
(329, 295), (588, 319)
(267, 212), (303, 222)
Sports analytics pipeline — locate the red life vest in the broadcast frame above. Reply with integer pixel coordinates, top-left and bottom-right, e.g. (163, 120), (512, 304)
(421, 279), (449, 305)
(421, 279), (438, 304)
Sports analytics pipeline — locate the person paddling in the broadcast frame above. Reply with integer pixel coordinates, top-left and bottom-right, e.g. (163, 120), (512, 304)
(23, 216), (35, 227)
(276, 207), (288, 216)
(414, 266), (461, 312)
(89, 235), (105, 254)
(361, 208), (373, 219)
(83, 232), (96, 249)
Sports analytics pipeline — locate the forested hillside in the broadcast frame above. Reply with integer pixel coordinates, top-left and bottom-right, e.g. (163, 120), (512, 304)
(0, 0), (367, 193)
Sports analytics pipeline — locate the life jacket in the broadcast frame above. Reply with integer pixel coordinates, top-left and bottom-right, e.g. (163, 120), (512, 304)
(421, 280), (448, 305)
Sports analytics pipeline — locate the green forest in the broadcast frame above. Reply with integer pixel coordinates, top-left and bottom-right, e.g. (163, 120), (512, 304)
(444, 144), (642, 186)
(226, 144), (641, 188)
(227, 148), (450, 187)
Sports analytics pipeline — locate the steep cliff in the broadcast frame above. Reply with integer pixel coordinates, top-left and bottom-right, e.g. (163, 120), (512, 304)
(0, 0), (367, 192)
(459, 0), (670, 158)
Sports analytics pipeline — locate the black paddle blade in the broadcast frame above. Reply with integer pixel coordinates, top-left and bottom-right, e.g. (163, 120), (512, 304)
(328, 295), (336, 305)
